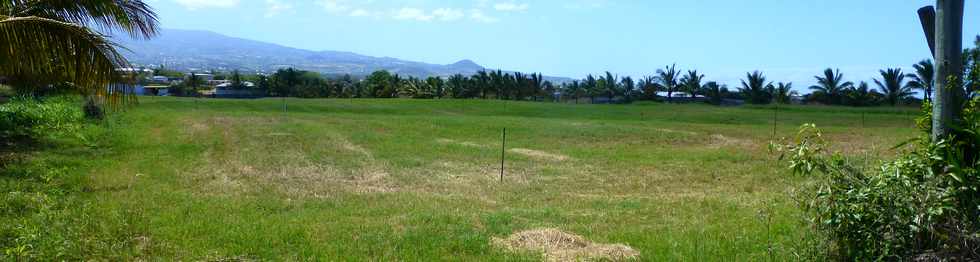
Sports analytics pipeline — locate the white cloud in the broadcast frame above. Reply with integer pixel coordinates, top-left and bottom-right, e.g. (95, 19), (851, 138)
(316, 0), (351, 14)
(349, 9), (372, 17)
(310, 1), (503, 23)
(393, 7), (434, 21)
(469, 9), (499, 23)
(264, 0), (293, 17)
(432, 8), (464, 21)
(563, 0), (607, 9)
(493, 2), (528, 12)
(173, 0), (238, 10)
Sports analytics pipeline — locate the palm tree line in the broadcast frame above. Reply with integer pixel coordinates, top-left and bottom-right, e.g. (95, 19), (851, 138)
(170, 62), (943, 107)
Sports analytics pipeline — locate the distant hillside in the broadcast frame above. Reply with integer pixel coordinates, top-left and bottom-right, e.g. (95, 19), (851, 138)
(113, 29), (570, 82)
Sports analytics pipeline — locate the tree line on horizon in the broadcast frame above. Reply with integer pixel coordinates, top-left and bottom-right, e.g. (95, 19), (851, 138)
(158, 36), (980, 108)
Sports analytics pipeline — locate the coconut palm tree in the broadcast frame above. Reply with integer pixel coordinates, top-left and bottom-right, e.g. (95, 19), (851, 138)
(907, 59), (935, 102)
(447, 74), (467, 98)
(0, 0), (159, 106)
(740, 71), (773, 104)
(809, 68), (853, 105)
(702, 81), (724, 105)
(874, 68), (914, 106)
(564, 80), (584, 104)
(583, 74), (599, 103)
(620, 76), (635, 103)
(966, 36), (980, 95)
(655, 64), (680, 102)
(602, 71), (618, 101)
(638, 76), (659, 100)
(845, 81), (881, 107)
(679, 70), (704, 99)
(773, 82), (796, 104)
(473, 71), (491, 99)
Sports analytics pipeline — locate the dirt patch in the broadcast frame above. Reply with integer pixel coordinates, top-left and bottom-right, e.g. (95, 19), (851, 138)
(492, 228), (639, 261)
(509, 148), (570, 162)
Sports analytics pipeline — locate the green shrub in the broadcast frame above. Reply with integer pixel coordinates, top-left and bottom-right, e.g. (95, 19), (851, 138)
(0, 96), (85, 142)
(82, 97), (104, 120)
(0, 85), (13, 97)
(773, 97), (980, 260)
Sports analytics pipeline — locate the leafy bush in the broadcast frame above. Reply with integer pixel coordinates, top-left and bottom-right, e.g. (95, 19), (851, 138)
(0, 96), (85, 142)
(773, 98), (980, 260)
(82, 97), (104, 120)
(0, 85), (13, 97)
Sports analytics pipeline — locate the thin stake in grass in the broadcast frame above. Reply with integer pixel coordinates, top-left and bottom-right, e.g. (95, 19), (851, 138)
(500, 128), (506, 182)
(771, 104), (779, 139)
(282, 96), (287, 115)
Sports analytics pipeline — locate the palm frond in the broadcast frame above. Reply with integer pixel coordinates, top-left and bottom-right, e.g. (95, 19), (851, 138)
(7, 0), (159, 39)
(0, 15), (136, 107)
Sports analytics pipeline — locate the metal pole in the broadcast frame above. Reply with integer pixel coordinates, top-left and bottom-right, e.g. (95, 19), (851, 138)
(500, 128), (506, 182)
(772, 104), (778, 139)
(927, 0), (965, 140)
(862, 111), (866, 129)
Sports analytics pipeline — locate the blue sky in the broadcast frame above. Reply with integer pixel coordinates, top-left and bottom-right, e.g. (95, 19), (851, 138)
(150, 0), (980, 93)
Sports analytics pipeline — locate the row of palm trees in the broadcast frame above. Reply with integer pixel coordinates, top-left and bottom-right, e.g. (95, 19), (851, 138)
(807, 67), (923, 107)
(210, 64), (929, 107)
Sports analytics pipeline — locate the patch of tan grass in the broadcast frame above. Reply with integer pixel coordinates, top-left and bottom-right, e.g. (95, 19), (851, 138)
(492, 228), (639, 261)
(655, 128), (697, 136)
(436, 138), (490, 148)
(182, 116), (394, 198)
(708, 134), (757, 149)
(509, 148), (570, 162)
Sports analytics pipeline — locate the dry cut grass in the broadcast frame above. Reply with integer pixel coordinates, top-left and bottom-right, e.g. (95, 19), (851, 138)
(493, 228), (640, 261)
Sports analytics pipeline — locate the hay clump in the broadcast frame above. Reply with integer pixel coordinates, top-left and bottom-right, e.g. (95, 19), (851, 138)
(492, 228), (639, 261)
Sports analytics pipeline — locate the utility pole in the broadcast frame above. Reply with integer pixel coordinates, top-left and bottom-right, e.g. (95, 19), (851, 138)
(919, 0), (965, 141)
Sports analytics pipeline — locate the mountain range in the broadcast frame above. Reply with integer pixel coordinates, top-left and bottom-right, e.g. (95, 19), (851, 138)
(114, 29), (568, 81)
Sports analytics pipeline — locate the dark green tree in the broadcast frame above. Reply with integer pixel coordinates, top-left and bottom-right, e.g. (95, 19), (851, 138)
(602, 72), (618, 101)
(620, 76), (636, 103)
(364, 70), (394, 98)
(447, 74), (468, 98)
(809, 68), (853, 105)
(844, 81), (881, 107)
(907, 59), (935, 102)
(655, 64), (681, 102)
(772, 82), (796, 104)
(874, 68), (913, 106)
(229, 70), (244, 90)
(272, 68), (302, 97)
(425, 76), (445, 98)
(702, 81), (725, 105)
(564, 80), (584, 104)
(679, 70), (704, 99)
(638, 76), (660, 100)
(739, 71), (773, 104)
(583, 74), (599, 103)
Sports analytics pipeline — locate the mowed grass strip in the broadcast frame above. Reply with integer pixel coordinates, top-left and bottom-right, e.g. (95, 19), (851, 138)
(28, 97), (922, 260)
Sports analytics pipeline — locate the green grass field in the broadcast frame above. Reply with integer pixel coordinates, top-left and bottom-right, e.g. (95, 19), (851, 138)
(0, 97), (921, 260)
